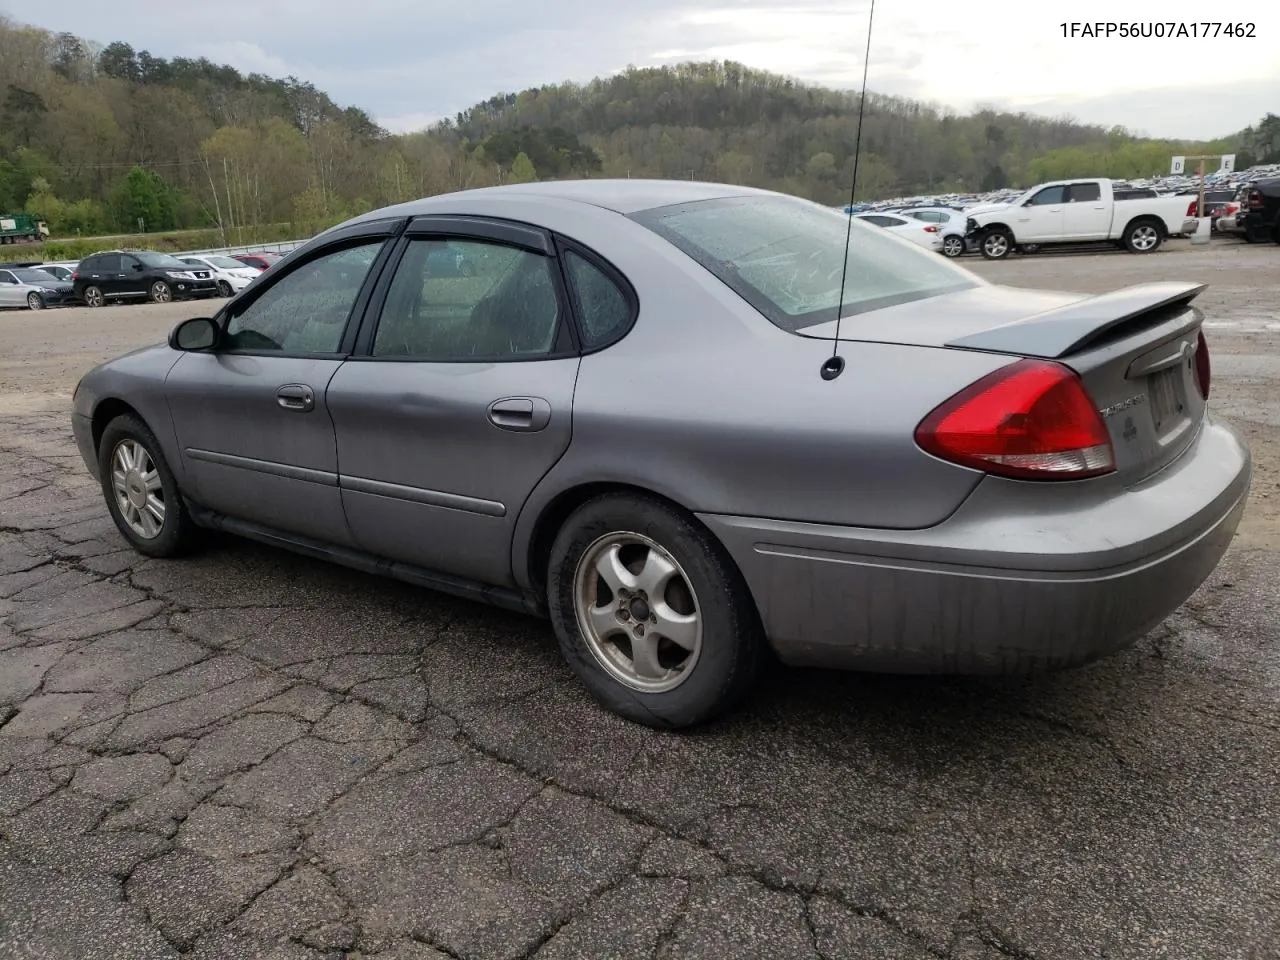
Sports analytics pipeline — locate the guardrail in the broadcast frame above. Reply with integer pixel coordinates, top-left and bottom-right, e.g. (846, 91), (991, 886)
(174, 238), (310, 258)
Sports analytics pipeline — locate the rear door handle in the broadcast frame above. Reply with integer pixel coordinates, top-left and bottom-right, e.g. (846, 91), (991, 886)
(488, 396), (551, 432)
(276, 383), (315, 412)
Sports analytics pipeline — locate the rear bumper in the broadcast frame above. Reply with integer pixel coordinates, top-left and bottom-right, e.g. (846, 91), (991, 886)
(699, 417), (1250, 673)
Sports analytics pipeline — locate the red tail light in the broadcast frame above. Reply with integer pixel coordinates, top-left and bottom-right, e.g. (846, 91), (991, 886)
(71, 272), (79, 280)
(915, 360), (1115, 481)
(1186, 199), (1199, 217)
(923, 224), (939, 232)
(1248, 189), (1263, 209)
(1194, 330), (1210, 399)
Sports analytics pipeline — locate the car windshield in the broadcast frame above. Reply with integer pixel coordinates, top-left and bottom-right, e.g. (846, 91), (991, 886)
(12, 268), (57, 283)
(135, 252), (192, 270)
(631, 194), (978, 332)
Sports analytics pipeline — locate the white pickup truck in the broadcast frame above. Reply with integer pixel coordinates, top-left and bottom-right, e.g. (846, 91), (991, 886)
(964, 178), (1198, 260)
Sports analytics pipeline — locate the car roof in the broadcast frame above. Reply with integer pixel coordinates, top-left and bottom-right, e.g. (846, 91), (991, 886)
(342, 179), (777, 226)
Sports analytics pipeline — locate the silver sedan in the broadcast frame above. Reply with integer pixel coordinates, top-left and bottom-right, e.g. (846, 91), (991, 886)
(70, 180), (1251, 728)
(0, 265), (77, 310)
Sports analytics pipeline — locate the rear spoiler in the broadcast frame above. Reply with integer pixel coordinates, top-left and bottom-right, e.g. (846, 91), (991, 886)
(945, 282), (1206, 359)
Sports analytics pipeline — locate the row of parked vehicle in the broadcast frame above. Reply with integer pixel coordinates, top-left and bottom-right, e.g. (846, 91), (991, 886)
(0, 249), (283, 311)
(1210, 177), (1280, 243)
(848, 174), (1280, 259)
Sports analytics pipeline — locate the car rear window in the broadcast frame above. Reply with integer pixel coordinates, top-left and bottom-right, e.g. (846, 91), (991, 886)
(630, 194), (978, 332)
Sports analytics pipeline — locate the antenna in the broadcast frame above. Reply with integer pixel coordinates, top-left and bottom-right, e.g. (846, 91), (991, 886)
(821, 0), (877, 382)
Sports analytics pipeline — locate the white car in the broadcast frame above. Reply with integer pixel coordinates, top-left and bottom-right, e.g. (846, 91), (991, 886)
(34, 262), (76, 282)
(855, 212), (945, 252)
(891, 206), (970, 257)
(178, 255), (261, 297)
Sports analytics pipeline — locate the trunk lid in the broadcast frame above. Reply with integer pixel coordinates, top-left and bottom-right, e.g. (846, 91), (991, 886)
(800, 282), (1208, 485)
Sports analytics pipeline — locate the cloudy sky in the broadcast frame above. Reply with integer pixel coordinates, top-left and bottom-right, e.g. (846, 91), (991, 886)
(3, 0), (1276, 140)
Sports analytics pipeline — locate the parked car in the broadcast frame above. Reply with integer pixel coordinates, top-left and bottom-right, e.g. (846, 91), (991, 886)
(892, 206), (972, 257)
(178, 254), (262, 296)
(965, 178), (1199, 258)
(70, 179), (1250, 729)
(72, 250), (219, 307)
(232, 252), (283, 272)
(34, 262), (75, 282)
(854, 212), (945, 252)
(1180, 188), (1238, 226)
(1240, 177), (1280, 244)
(0, 265), (77, 309)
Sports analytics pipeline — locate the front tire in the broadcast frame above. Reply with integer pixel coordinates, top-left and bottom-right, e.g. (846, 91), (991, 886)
(547, 494), (764, 729)
(216, 280), (232, 297)
(149, 280), (173, 303)
(98, 415), (199, 558)
(27, 292), (43, 310)
(83, 285), (104, 308)
(979, 228), (1013, 260)
(1123, 219), (1163, 254)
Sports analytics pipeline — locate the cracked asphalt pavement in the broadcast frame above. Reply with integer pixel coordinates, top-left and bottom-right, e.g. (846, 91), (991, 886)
(1, 240), (1279, 960)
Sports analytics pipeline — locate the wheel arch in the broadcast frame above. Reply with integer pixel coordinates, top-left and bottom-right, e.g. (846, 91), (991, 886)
(518, 480), (752, 610)
(1122, 213), (1166, 237)
(91, 397), (147, 458)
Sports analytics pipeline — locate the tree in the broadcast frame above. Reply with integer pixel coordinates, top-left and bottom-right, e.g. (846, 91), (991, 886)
(981, 165), (1008, 191)
(509, 151), (537, 183)
(98, 41), (138, 81)
(3, 86), (48, 147)
(109, 166), (176, 231)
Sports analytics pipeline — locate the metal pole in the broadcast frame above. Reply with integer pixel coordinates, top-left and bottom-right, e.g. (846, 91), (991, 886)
(1198, 157), (1206, 218)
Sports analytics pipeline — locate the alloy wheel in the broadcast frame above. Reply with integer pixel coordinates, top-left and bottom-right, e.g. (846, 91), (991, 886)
(573, 531), (703, 693)
(109, 439), (166, 539)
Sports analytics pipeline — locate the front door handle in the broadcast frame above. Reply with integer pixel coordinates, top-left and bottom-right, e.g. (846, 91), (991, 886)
(488, 396), (551, 432)
(276, 383), (315, 412)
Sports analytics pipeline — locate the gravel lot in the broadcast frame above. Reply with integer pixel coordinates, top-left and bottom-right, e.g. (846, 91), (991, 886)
(1, 239), (1278, 960)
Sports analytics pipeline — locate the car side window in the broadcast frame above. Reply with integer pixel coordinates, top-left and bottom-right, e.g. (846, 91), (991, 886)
(1067, 183), (1102, 203)
(0, 271), (15, 284)
(1028, 186), (1066, 206)
(123, 255), (143, 272)
(224, 240), (385, 354)
(563, 250), (633, 350)
(371, 238), (561, 360)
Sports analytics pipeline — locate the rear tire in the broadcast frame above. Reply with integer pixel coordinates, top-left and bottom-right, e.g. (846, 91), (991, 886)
(1123, 219), (1163, 253)
(83, 285), (104, 308)
(941, 235), (964, 258)
(547, 494), (764, 729)
(979, 228), (1013, 260)
(98, 414), (199, 558)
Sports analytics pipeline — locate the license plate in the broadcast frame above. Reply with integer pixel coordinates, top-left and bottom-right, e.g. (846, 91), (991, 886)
(1148, 367), (1183, 431)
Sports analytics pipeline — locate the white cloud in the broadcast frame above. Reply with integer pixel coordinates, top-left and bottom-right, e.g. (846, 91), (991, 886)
(5, 0), (1276, 139)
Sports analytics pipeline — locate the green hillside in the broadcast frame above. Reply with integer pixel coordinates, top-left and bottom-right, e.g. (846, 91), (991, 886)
(1, 14), (1274, 256)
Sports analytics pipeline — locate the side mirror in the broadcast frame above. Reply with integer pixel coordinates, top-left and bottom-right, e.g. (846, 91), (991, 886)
(169, 317), (219, 351)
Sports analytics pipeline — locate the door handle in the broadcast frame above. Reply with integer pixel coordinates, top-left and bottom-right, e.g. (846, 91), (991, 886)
(276, 383), (315, 412)
(488, 396), (551, 432)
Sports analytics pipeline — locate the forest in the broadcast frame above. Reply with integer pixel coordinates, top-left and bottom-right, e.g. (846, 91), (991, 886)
(1, 15), (1276, 251)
